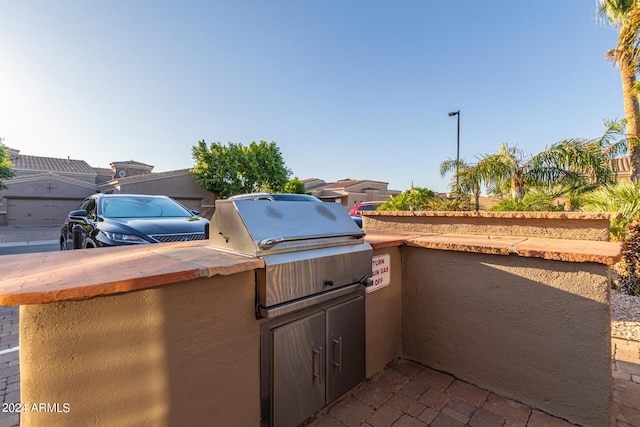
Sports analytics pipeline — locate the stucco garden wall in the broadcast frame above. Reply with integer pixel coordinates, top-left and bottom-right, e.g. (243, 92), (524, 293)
(363, 210), (614, 241)
(401, 247), (613, 426)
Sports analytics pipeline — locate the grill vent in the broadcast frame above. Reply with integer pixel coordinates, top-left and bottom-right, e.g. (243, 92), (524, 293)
(151, 233), (206, 243)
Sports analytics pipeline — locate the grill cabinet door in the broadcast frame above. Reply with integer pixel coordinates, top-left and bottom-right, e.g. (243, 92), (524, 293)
(326, 295), (365, 403)
(272, 311), (326, 427)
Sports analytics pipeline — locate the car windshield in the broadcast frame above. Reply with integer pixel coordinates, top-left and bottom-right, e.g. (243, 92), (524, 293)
(100, 196), (193, 218)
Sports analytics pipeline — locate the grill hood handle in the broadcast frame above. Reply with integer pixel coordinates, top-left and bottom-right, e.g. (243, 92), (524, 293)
(258, 231), (365, 250)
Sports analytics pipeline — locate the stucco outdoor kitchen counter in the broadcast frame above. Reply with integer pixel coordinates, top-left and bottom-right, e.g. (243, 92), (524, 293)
(0, 241), (264, 306)
(0, 231), (622, 306)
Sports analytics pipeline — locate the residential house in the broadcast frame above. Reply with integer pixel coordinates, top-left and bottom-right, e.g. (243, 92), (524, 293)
(303, 178), (400, 211)
(0, 148), (216, 226)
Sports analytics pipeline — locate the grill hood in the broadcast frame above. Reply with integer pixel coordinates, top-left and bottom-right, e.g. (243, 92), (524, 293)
(208, 200), (368, 256)
(208, 199), (373, 317)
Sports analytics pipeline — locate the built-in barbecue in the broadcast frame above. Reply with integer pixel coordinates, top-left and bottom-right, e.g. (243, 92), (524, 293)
(207, 198), (373, 427)
(208, 198), (373, 318)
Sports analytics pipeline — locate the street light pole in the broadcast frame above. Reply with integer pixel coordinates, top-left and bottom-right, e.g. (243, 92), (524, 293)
(448, 110), (460, 192)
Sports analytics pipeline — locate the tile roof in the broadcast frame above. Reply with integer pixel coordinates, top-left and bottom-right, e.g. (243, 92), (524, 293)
(610, 156), (630, 174)
(110, 160), (154, 169)
(12, 154), (97, 175)
(93, 167), (113, 176)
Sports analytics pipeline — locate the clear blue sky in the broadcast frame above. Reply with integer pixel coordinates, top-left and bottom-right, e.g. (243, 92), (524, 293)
(0, 1), (624, 193)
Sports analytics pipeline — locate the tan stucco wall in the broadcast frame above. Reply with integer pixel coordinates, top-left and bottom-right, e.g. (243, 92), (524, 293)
(20, 271), (262, 427)
(118, 173), (213, 200)
(365, 246), (402, 377)
(1, 177), (95, 199)
(401, 247), (613, 426)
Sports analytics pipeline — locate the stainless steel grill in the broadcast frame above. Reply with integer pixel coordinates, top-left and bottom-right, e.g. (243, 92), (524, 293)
(207, 198), (372, 318)
(208, 197), (373, 427)
(150, 232), (206, 243)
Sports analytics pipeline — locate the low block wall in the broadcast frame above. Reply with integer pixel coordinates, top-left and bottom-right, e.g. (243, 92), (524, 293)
(401, 247), (613, 426)
(363, 211), (615, 241)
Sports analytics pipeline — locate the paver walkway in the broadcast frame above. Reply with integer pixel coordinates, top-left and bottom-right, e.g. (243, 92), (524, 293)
(0, 307), (19, 427)
(307, 340), (640, 427)
(309, 359), (577, 427)
(612, 338), (640, 426)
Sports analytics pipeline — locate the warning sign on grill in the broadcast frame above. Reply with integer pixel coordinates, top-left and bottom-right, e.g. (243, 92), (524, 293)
(366, 254), (391, 293)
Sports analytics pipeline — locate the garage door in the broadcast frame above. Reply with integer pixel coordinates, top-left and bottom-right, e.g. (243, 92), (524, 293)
(7, 199), (82, 226)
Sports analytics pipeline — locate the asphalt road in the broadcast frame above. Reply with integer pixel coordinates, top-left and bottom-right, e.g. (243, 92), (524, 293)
(0, 243), (59, 256)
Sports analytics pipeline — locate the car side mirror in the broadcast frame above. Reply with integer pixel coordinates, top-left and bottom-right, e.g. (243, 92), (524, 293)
(68, 209), (88, 220)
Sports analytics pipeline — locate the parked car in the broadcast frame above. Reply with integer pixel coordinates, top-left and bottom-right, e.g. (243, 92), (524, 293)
(349, 201), (384, 216)
(60, 194), (209, 250)
(351, 215), (363, 228)
(228, 192), (322, 202)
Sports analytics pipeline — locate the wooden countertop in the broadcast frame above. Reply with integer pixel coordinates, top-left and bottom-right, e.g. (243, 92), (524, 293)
(0, 231), (622, 306)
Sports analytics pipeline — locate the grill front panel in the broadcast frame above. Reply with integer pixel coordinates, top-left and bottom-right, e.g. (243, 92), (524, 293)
(150, 232), (206, 243)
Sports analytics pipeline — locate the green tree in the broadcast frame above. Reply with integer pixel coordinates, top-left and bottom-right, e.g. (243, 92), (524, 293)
(191, 140), (291, 198)
(598, 0), (640, 180)
(0, 139), (15, 189)
(283, 177), (307, 194)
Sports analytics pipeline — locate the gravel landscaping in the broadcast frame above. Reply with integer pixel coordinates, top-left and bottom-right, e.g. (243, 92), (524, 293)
(611, 290), (640, 342)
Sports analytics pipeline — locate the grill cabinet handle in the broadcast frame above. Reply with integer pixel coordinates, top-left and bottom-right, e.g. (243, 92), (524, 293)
(332, 337), (342, 373)
(258, 232), (365, 250)
(313, 347), (322, 384)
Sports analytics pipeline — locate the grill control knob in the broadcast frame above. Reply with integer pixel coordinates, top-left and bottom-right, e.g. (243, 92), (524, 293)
(324, 280), (334, 287)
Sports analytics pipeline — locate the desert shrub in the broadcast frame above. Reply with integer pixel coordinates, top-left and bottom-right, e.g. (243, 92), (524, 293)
(427, 196), (474, 211)
(489, 191), (563, 212)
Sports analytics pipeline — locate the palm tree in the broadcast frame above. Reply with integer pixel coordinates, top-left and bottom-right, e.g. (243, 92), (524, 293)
(471, 139), (616, 204)
(582, 180), (640, 295)
(439, 159), (483, 210)
(582, 180), (640, 239)
(474, 144), (529, 201)
(598, 0), (640, 180)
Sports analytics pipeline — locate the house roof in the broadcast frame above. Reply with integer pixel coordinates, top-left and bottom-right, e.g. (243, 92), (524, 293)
(94, 167), (113, 177)
(102, 169), (191, 184)
(110, 160), (154, 169)
(12, 154), (97, 175)
(98, 169), (193, 187)
(4, 172), (98, 190)
(611, 156), (631, 174)
(312, 178), (389, 191)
